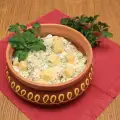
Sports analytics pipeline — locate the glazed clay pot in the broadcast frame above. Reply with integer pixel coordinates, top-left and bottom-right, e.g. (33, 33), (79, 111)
(6, 24), (93, 105)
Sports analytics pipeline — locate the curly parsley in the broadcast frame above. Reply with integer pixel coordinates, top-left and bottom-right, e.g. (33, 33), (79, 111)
(60, 15), (113, 47)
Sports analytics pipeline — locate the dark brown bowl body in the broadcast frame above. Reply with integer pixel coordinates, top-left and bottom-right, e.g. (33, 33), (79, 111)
(6, 24), (93, 105)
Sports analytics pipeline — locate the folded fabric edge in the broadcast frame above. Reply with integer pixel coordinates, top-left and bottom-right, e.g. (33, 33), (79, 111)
(92, 75), (120, 98)
(38, 9), (69, 20)
(107, 76), (120, 97)
(90, 78), (120, 118)
(39, 9), (65, 18)
(94, 92), (114, 119)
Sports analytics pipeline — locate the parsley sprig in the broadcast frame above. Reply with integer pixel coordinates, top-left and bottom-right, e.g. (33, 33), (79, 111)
(60, 15), (113, 47)
(8, 22), (46, 61)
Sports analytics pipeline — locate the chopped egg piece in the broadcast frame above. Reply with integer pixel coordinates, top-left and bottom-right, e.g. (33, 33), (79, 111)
(48, 53), (60, 65)
(62, 51), (67, 56)
(42, 68), (53, 81)
(64, 65), (74, 78)
(53, 37), (64, 53)
(66, 53), (75, 64)
(19, 61), (28, 71)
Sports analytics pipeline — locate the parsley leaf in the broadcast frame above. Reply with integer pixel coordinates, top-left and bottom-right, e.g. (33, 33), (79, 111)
(32, 22), (40, 28)
(14, 50), (29, 61)
(14, 50), (23, 57)
(28, 41), (46, 51)
(22, 31), (37, 43)
(9, 36), (25, 49)
(102, 31), (113, 38)
(19, 25), (27, 31)
(32, 22), (40, 36)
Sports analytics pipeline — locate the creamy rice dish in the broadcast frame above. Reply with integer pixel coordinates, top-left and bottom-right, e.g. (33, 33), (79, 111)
(12, 34), (87, 84)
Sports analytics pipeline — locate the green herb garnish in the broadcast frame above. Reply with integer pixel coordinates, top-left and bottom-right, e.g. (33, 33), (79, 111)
(8, 22), (46, 61)
(60, 15), (113, 47)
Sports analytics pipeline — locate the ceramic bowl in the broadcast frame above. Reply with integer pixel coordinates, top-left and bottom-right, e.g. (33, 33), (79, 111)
(6, 24), (93, 105)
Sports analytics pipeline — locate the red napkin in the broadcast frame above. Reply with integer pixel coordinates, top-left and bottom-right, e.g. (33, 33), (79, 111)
(0, 9), (120, 120)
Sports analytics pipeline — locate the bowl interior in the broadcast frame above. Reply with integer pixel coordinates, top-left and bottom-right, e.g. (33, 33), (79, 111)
(6, 24), (93, 91)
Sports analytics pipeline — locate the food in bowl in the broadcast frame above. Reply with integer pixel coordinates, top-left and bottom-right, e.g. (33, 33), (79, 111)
(12, 34), (87, 84)
(6, 23), (93, 105)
